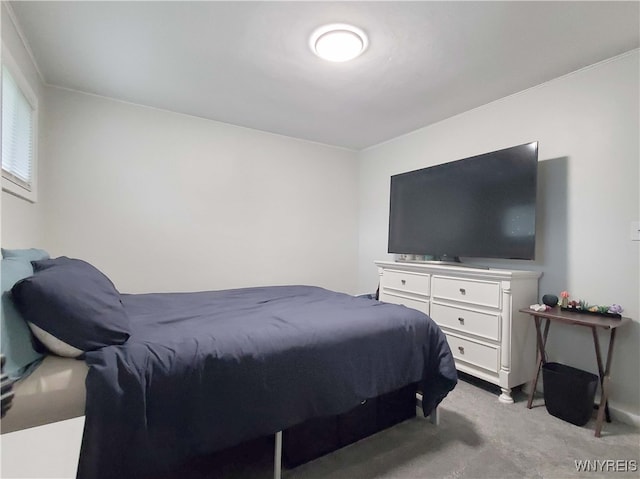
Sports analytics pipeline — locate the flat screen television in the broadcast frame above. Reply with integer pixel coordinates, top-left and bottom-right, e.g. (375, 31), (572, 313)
(388, 142), (538, 261)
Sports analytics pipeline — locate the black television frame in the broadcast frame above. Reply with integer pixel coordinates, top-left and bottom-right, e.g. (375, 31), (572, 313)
(387, 142), (538, 262)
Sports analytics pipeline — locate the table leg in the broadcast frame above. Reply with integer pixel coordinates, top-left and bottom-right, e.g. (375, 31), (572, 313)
(591, 327), (611, 423)
(594, 329), (617, 437)
(527, 317), (550, 409)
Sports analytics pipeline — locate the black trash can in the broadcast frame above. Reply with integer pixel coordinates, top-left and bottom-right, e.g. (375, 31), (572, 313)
(542, 362), (598, 426)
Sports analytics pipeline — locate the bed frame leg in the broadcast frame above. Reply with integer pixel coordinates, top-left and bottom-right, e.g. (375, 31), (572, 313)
(274, 430), (282, 479)
(429, 406), (440, 426)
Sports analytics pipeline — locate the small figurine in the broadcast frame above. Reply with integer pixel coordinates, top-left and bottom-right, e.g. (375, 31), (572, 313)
(608, 304), (623, 315)
(529, 303), (550, 312)
(560, 291), (569, 308)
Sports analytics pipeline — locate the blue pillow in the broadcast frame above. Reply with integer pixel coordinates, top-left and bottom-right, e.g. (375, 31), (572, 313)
(11, 257), (130, 353)
(2, 248), (50, 262)
(1, 255), (48, 379)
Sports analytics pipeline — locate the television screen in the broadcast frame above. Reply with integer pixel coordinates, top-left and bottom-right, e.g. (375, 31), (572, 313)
(388, 142), (538, 261)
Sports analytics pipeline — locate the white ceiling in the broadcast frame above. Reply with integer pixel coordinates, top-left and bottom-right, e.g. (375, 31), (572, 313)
(9, 1), (640, 150)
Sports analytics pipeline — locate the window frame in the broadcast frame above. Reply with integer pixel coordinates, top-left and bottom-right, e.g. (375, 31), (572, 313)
(2, 47), (38, 203)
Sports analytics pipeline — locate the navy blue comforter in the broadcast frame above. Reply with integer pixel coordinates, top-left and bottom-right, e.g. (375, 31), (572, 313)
(77, 286), (456, 479)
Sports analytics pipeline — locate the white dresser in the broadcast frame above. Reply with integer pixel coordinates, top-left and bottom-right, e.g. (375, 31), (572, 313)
(375, 260), (541, 403)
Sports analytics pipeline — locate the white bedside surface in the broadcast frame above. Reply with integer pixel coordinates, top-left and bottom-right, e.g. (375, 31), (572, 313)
(1, 416), (84, 479)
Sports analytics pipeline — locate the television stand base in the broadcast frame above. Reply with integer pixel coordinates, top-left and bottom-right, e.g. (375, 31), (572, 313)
(425, 260), (483, 269)
(395, 259), (489, 269)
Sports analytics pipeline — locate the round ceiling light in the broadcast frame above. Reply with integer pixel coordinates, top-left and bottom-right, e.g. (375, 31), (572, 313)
(310, 24), (368, 62)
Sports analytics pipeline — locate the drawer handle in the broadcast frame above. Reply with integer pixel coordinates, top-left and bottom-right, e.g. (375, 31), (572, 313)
(459, 288), (466, 295)
(360, 399), (367, 405)
(458, 346), (465, 354)
(458, 317), (465, 324)
(401, 279), (406, 285)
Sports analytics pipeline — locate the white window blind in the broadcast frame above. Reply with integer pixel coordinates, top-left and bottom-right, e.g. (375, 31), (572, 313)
(2, 65), (34, 192)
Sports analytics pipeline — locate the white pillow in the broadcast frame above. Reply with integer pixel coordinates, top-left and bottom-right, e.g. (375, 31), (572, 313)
(28, 323), (83, 358)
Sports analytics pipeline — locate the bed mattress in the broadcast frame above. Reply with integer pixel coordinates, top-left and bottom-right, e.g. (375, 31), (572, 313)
(1, 355), (87, 434)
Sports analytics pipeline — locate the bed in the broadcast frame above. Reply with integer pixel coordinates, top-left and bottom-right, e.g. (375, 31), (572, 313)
(2, 252), (457, 479)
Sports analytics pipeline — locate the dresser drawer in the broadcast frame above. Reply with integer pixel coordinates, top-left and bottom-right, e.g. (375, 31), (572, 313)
(380, 290), (429, 315)
(445, 333), (499, 373)
(382, 270), (430, 296)
(431, 302), (500, 341)
(432, 276), (500, 309)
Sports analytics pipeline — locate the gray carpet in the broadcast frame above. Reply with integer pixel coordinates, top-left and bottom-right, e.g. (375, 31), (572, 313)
(169, 376), (640, 479)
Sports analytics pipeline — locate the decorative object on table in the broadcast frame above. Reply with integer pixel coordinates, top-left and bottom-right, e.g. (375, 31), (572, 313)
(529, 303), (551, 312)
(542, 294), (559, 308)
(561, 299), (623, 319)
(608, 304), (623, 315)
(560, 291), (569, 308)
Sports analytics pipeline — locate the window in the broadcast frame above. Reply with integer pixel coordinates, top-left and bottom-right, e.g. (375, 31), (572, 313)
(2, 50), (38, 202)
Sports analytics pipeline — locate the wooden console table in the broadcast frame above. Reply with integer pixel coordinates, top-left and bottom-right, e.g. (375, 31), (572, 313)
(519, 306), (631, 437)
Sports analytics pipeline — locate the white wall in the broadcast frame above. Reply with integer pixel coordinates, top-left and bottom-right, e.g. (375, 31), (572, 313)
(40, 87), (359, 294)
(357, 50), (640, 421)
(1, 3), (45, 248)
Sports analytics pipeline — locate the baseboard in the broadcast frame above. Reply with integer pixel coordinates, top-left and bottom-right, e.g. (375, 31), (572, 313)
(590, 391), (639, 429)
(609, 405), (640, 429)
